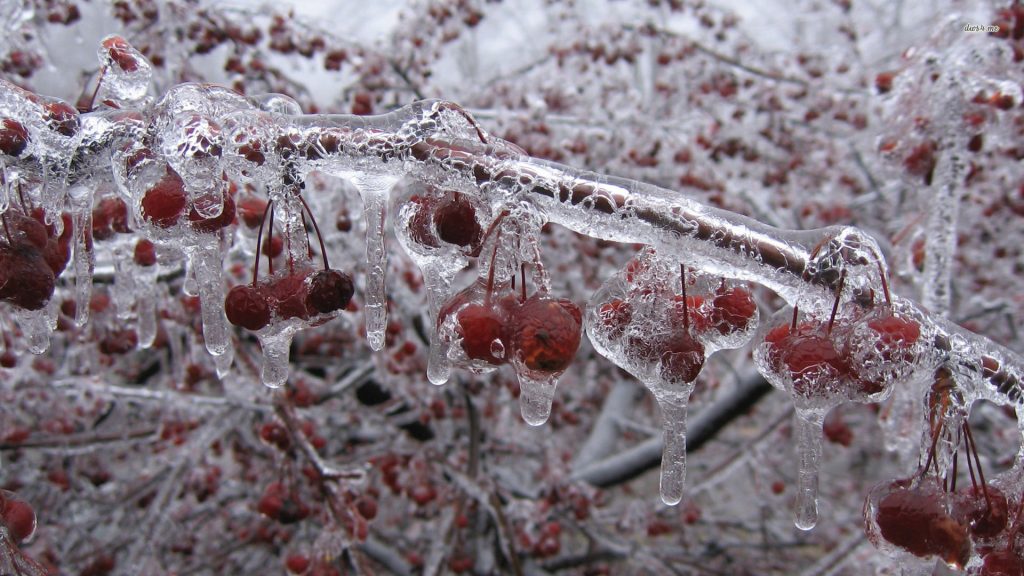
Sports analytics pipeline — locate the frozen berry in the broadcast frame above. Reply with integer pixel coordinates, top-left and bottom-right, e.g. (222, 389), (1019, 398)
(433, 193), (482, 249)
(141, 168), (188, 228)
(0, 244), (56, 310)
(101, 35), (140, 72)
(0, 118), (29, 157)
(305, 269), (354, 315)
(42, 101), (79, 137)
(265, 272), (310, 321)
(873, 484), (970, 567)
(659, 330), (705, 384)
(511, 295), (582, 372)
(257, 482), (310, 524)
(711, 286), (756, 334)
(225, 285), (270, 331)
(134, 239), (157, 267)
(92, 196), (131, 240)
(188, 191), (236, 233)
(598, 298), (633, 339)
(1, 496), (36, 543)
(951, 484), (1008, 539)
(454, 303), (508, 365)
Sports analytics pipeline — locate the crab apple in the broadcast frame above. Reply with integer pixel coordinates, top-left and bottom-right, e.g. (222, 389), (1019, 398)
(285, 554), (311, 574)
(950, 484), (1009, 539)
(9, 210), (49, 249)
(711, 286), (756, 334)
(871, 482), (970, 567)
(305, 269), (354, 315)
(0, 495), (36, 544)
(99, 328), (138, 355)
(259, 422), (291, 451)
(92, 196), (131, 240)
(865, 313), (921, 361)
(225, 285), (271, 331)
(452, 303), (509, 365)
(0, 118), (29, 157)
(264, 271), (313, 321)
(980, 550), (1024, 576)
(133, 239), (157, 267)
(237, 196), (268, 229)
(511, 295), (583, 372)
(42, 212), (73, 275)
(406, 194), (440, 248)
(598, 298), (633, 339)
(0, 244), (56, 310)
(141, 167), (188, 228)
(101, 35), (141, 72)
(432, 192), (482, 249)
(670, 294), (712, 333)
(42, 101), (79, 136)
(764, 321), (853, 399)
(659, 329), (706, 384)
(188, 190), (236, 233)
(257, 482), (310, 524)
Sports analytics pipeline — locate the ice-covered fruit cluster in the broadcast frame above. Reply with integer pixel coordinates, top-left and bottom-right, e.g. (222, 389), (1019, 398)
(226, 268), (354, 332)
(0, 206), (72, 311)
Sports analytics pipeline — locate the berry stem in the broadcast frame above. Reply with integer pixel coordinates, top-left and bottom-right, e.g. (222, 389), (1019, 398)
(267, 202), (276, 276)
(481, 210), (510, 306)
(826, 271), (846, 335)
(79, 66), (107, 112)
(253, 200), (273, 285)
(878, 261), (893, 307)
(520, 263), (527, 302)
(680, 264), (689, 331)
(790, 305), (799, 332)
(297, 193), (330, 270)
(963, 422), (991, 508)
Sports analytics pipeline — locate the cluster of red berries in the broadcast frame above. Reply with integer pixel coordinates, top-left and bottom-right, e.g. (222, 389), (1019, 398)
(0, 205), (73, 311)
(594, 253), (757, 385)
(0, 490), (36, 545)
(758, 295), (922, 406)
(225, 195), (354, 332)
(867, 476), (1021, 572)
(436, 213), (582, 375)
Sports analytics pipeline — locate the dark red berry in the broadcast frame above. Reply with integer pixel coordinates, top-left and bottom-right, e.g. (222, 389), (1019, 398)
(711, 286), (756, 334)
(598, 298), (633, 339)
(433, 193), (482, 249)
(265, 272), (311, 321)
(285, 554), (311, 575)
(102, 35), (140, 72)
(1, 496), (36, 543)
(305, 269), (354, 315)
(259, 422), (291, 451)
(257, 482), (309, 524)
(134, 239), (157, 267)
(0, 244), (56, 310)
(188, 190), (236, 233)
(225, 285), (271, 331)
(511, 295), (582, 372)
(874, 484), (970, 567)
(92, 196), (131, 240)
(0, 118), (29, 157)
(141, 168), (188, 228)
(99, 329), (138, 355)
(237, 197), (268, 229)
(980, 549), (1024, 576)
(951, 484), (1009, 539)
(42, 101), (79, 137)
(659, 329), (705, 384)
(454, 303), (508, 365)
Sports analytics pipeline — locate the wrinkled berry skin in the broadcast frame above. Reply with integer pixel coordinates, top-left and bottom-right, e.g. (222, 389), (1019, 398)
(305, 269), (354, 315)
(225, 285), (271, 331)
(511, 296), (582, 372)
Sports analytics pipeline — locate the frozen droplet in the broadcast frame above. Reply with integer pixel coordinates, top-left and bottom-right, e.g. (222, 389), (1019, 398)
(214, 345), (234, 378)
(517, 371), (558, 426)
(350, 174), (398, 351)
(190, 246), (230, 358)
(427, 335), (453, 385)
(489, 338), (505, 360)
(137, 286), (157, 348)
(794, 408), (825, 530)
(259, 328), (295, 388)
(19, 307), (53, 355)
(656, 395), (691, 506)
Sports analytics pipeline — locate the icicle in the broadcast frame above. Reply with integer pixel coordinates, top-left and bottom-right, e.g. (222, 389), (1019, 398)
(794, 408), (826, 530)
(259, 328), (295, 388)
(69, 186), (94, 327)
(655, 393), (692, 506)
(189, 245), (230, 357)
(18, 307), (53, 354)
(213, 345), (234, 378)
(516, 370), (559, 426)
(350, 174), (398, 351)
(112, 247), (137, 321)
(424, 261), (456, 385)
(137, 286), (157, 348)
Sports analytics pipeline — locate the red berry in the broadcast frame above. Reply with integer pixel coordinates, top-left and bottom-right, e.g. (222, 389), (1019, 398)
(10, 210), (49, 249)
(711, 286), (756, 334)
(0, 351), (16, 368)
(598, 298), (633, 339)
(101, 35), (140, 72)
(285, 554), (311, 575)
(141, 168), (188, 228)
(873, 483), (970, 567)
(409, 484), (437, 506)
(225, 285), (271, 331)
(99, 328), (138, 355)
(188, 191), (236, 233)
(92, 196), (131, 240)
(433, 192), (482, 249)
(875, 71), (895, 94)
(453, 303), (508, 365)
(980, 549), (1024, 576)
(305, 269), (354, 315)
(355, 496), (378, 521)
(265, 272), (311, 321)
(257, 482), (309, 524)
(134, 239), (157, 267)
(671, 294), (712, 333)
(42, 101), (79, 137)
(259, 422), (291, 451)
(1, 497), (36, 543)
(406, 195), (440, 248)
(950, 484), (1008, 539)
(0, 118), (29, 157)
(0, 244), (56, 310)
(42, 212), (73, 275)
(867, 313), (921, 352)
(237, 197), (268, 228)
(659, 329), (705, 384)
(510, 296), (582, 372)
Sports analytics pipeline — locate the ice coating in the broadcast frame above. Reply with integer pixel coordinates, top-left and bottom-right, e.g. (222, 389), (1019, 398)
(4, 36), (1024, 534)
(794, 408), (825, 530)
(349, 173), (397, 352)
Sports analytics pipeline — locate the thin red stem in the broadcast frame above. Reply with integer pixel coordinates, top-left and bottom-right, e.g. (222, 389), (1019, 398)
(267, 202), (276, 276)
(878, 262), (893, 307)
(790, 305), (799, 332)
(827, 271), (846, 335)
(680, 264), (689, 331)
(520, 263), (527, 302)
(253, 200), (273, 285)
(964, 422), (991, 508)
(297, 194), (330, 270)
